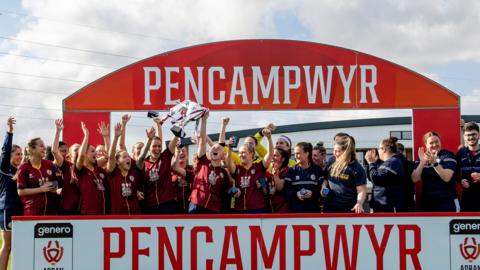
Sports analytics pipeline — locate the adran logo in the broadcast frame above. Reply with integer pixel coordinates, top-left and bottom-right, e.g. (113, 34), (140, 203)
(43, 240), (64, 265)
(460, 237), (480, 262)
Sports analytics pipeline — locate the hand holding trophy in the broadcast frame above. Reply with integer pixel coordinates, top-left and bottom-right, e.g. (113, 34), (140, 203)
(148, 100), (208, 138)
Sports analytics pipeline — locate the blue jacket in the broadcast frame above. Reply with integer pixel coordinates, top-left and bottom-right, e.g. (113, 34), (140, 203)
(456, 146), (480, 211)
(368, 156), (408, 212)
(284, 163), (324, 213)
(0, 132), (22, 211)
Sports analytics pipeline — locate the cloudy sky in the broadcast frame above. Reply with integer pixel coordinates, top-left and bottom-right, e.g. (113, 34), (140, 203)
(0, 0), (479, 147)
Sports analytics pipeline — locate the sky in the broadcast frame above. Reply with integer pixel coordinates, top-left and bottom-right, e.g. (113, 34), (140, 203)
(0, 0), (479, 148)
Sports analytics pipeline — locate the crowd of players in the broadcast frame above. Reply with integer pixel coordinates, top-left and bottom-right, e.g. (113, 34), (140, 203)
(0, 113), (479, 269)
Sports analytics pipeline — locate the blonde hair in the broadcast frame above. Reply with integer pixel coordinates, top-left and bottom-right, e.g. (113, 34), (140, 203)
(26, 137), (41, 155)
(330, 135), (357, 176)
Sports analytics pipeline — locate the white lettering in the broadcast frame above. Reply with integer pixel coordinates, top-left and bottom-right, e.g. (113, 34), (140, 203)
(251, 66), (280, 104)
(208, 67), (225, 105)
(165, 67), (180, 105)
(337, 65), (357, 104)
(228, 66), (249, 105)
(283, 66), (301, 104)
(184, 67), (204, 104)
(360, 65), (379, 104)
(303, 65), (334, 104)
(143, 67), (161, 105)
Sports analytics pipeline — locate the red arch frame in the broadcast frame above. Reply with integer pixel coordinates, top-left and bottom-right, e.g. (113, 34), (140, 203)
(62, 39), (460, 154)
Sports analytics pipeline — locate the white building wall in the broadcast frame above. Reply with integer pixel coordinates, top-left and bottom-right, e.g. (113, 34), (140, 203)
(186, 123), (413, 162)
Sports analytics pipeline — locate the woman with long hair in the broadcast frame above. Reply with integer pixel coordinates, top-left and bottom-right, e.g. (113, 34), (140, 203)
(52, 119), (80, 215)
(106, 123), (151, 215)
(189, 111), (231, 214)
(323, 135), (367, 213)
(412, 131), (458, 212)
(266, 147), (290, 213)
(284, 142), (324, 213)
(226, 128), (273, 213)
(0, 117), (23, 270)
(172, 144), (194, 213)
(365, 137), (408, 212)
(75, 122), (108, 215)
(17, 135), (61, 215)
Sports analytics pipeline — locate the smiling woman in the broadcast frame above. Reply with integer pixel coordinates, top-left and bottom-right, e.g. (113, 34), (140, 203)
(411, 131), (458, 212)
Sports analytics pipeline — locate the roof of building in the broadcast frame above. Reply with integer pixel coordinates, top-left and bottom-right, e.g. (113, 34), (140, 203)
(179, 115), (480, 146)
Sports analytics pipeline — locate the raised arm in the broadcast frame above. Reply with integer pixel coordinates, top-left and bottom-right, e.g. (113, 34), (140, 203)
(106, 123), (122, 173)
(52, 119), (65, 167)
(136, 127), (155, 170)
(76, 122), (89, 171)
(197, 111), (209, 157)
(153, 117), (163, 141)
(262, 128), (274, 167)
(1, 117), (14, 172)
(225, 142), (235, 174)
(97, 121), (110, 153)
(219, 117), (229, 144)
(254, 123), (275, 158)
(119, 114), (130, 152)
(168, 135), (180, 155)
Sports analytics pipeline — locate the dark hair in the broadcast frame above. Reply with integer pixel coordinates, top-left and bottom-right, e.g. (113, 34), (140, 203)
(274, 147), (290, 169)
(334, 132), (356, 145)
(59, 141), (68, 148)
(46, 146), (54, 161)
(295, 142), (313, 164)
(333, 132), (350, 141)
(465, 122), (479, 133)
(381, 137), (398, 154)
(11, 144), (21, 153)
(396, 142), (405, 153)
(313, 141), (326, 154)
(26, 137), (42, 156)
(246, 135), (258, 146)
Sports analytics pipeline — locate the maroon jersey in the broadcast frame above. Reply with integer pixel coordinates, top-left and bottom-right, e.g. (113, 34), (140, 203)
(143, 150), (176, 207)
(17, 160), (61, 216)
(109, 166), (143, 215)
(172, 165), (194, 213)
(267, 167), (289, 213)
(233, 162), (267, 211)
(76, 166), (108, 215)
(190, 155), (230, 212)
(59, 161), (80, 212)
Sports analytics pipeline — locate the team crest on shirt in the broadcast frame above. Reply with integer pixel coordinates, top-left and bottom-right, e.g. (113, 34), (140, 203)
(220, 172), (224, 178)
(129, 175), (135, 182)
(148, 169), (159, 182)
(251, 169), (255, 175)
(29, 173), (33, 179)
(99, 173), (105, 179)
(208, 171), (217, 185)
(46, 169), (52, 176)
(240, 176), (251, 188)
(94, 178), (105, 191)
(121, 182), (132, 197)
(310, 174), (316, 180)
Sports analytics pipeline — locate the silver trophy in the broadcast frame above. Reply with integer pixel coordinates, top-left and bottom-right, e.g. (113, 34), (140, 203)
(148, 100), (208, 138)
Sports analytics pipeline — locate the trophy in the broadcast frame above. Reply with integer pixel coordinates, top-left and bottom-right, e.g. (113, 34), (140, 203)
(148, 100), (208, 138)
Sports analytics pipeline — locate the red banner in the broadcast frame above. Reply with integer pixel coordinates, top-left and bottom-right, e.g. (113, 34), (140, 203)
(63, 40), (459, 112)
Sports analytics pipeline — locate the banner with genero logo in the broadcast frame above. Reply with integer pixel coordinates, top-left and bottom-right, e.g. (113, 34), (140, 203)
(13, 214), (480, 270)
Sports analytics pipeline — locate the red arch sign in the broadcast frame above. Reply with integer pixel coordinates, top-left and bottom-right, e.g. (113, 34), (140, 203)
(62, 40), (460, 153)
